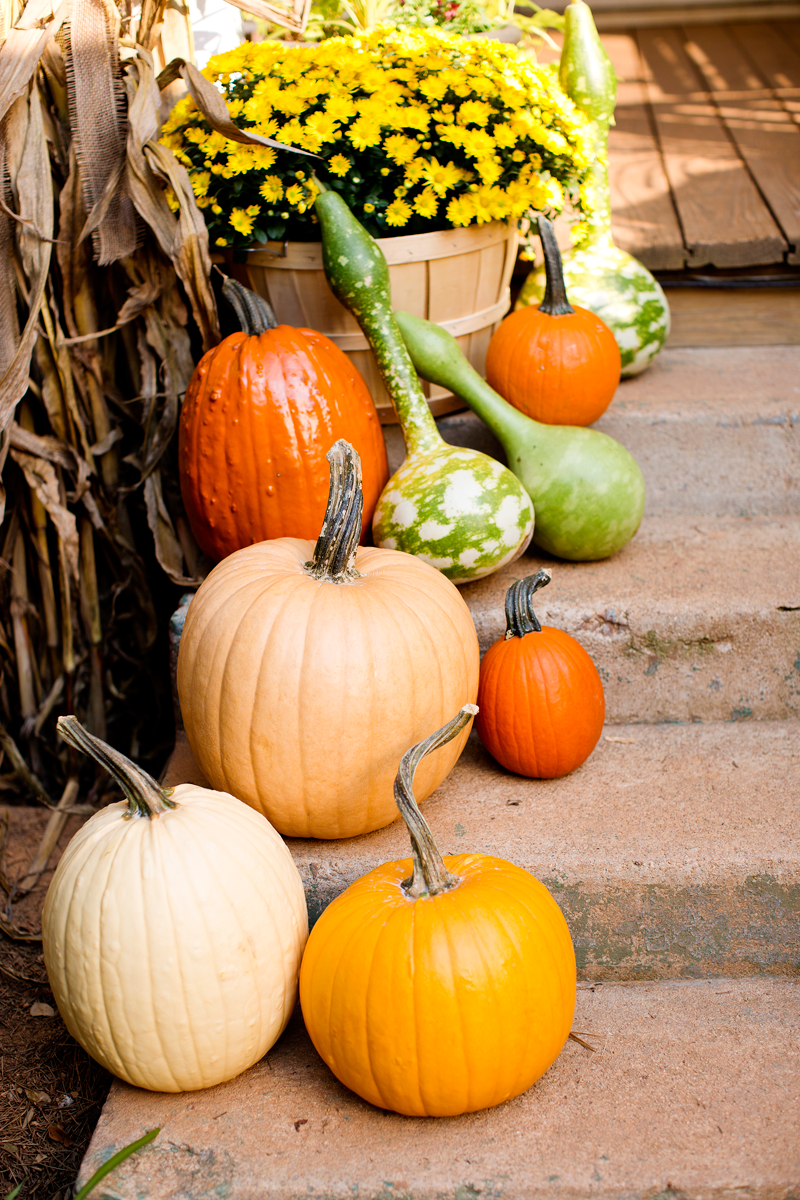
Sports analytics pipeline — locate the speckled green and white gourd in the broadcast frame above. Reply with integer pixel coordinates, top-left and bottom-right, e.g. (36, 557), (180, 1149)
(517, 0), (670, 377)
(314, 188), (533, 584)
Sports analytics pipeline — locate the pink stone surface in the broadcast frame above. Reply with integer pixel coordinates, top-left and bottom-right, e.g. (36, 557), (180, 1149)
(78, 978), (800, 1199)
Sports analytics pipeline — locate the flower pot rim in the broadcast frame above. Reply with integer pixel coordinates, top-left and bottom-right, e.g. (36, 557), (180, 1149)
(245, 220), (517, 268)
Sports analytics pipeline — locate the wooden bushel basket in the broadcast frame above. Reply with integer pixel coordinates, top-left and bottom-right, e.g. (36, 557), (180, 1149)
(245, 221), (519, 422)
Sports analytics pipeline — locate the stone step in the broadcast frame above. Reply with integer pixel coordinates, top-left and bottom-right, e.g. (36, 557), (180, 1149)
(78, 976), (800, 1200)
(163, 718), (800, 981)
(382, 345), (800, 519)
(459, 512), (800, 724)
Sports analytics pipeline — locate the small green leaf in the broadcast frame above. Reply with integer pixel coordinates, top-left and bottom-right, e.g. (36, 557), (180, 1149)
(73, 1128), (160, 1200)
(4, 1183), (24, 1200)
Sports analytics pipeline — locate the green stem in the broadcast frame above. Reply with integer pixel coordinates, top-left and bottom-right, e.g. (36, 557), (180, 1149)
(396, 705), (478, 900)
(56, 717), (175, 818)
(504, 569), (551, 639)
(305, 440), (363, 582)
(314, 191), (441, 457)
(393, 309), (534, 455)
(537, 216), (574, 316)
(221, 276), (277, 335)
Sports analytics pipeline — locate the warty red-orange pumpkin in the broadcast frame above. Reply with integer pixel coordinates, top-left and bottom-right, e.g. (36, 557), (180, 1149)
(179, 279), (388, 562)
(477, 569), (605, 778)
(299, 706), (576, 1116)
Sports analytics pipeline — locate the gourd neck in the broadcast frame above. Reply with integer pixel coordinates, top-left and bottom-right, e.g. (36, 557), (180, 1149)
(537, 216), (574, 317)
(222, 276), (278, 335)
(577, 148), (614, 248)
(56, 716), (176, 818)
(305, 440), (363, 582)
(397, 705), (478, 899)
(504, 569), (552, 639)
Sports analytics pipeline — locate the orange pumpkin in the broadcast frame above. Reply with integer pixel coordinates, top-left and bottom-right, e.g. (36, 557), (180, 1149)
(477, 569), (605, 778)
(486, 216), (620, 426)
(177, 441), (479, 839)
(179, 279), (389, 562)
(299, 706), (577, 1117)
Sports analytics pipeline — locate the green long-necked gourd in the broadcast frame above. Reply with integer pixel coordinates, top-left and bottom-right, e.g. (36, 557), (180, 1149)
(313, 189), (533, 584)
(517, 0), (670, 377)
(395, 310), (645, 561)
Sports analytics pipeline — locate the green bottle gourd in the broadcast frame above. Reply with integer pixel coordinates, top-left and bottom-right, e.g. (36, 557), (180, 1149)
(517, 0), (670, 378)
(394, 309), (645, 561)
(313, 189), (534, 585)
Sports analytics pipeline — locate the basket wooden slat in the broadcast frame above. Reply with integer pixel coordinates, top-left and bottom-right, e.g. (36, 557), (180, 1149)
(245, 221), (518, 422)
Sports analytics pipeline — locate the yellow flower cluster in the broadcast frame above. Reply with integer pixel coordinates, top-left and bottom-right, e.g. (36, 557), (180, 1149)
(161, 26), (592, 249)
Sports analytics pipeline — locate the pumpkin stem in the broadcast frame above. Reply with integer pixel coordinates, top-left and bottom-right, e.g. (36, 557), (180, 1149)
(537, 217), (575, 317)
(397, 705), (478, 899)
(505, 569), (552, 639)
(222, 275), (278, 335)
(56, 716), (176, 819)
(305, 440), (363, 583)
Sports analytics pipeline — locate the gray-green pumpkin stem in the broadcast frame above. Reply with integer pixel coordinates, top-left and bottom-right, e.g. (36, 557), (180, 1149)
(538, 217), (574, 317)
(314, 190), (440, 456)
(505, 570), (552, 639)
(222, 276), (277, 335)
(306, 440), (363, 582)
(560, 0), (616, 248)
(56, 716), (176, 818)
(396, 705), (478, 899)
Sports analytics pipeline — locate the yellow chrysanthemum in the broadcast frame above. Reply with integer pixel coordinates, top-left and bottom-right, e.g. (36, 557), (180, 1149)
(421, 157), (468, 196)
(230, 206), (260, 236)
(328, 154), (352, 177)
(458, 100), (494, 128)
(384, 134), (419, 165)
(347, 117), (381, 151)
(385, 198), (412, 227)
(259, 176), (284, 202)
(446, 194), (475, 227)
(413, 188), (438, 219)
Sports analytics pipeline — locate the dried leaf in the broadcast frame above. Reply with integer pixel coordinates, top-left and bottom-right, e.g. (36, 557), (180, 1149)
(47, 1124), (72, 1146)
(29, 1000), (55, 1016)
(0, 0), (70, 123)
(179, 60), (317, 157)
(10, 449), (80, 581)
(0, 79), (52, 437)
(144, 468), (198, 586)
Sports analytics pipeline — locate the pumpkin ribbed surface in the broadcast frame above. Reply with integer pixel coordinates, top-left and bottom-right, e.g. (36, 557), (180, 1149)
(176, 539), (479, 839)
(179, 325), (388, 561)
(299, 853), (576, 1117)
(485, 304), (621, 426)
(42, 785), (308, 1092)
(477, 624), (605, 777)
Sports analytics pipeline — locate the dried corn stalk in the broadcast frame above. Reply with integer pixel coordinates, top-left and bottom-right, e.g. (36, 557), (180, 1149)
(0, 0), (220, 815)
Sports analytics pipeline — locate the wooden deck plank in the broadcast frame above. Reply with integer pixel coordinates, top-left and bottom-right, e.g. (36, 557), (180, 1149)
(731, 21), (800, 124)
(603, 31), (688, 268)
(683, 24), (800, 262)
(636, 25), (787, 266)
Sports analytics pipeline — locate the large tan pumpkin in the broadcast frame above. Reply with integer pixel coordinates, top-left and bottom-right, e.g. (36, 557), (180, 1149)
(177, 442), (479, 839)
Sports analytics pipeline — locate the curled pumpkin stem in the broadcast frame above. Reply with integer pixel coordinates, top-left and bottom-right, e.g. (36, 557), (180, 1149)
(505, 569), (552, 639)
(56, 716), (175, 819)
(396, 705), (478, 899)
(306, 440), (364, 583)
(537, 217), (574, 318)
(221, 274), (277, 335)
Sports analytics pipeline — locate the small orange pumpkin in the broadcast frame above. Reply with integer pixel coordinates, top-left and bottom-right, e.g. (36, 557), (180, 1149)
(299, 706), (576, 1117)
(477, 569), (605, 778)
(179, 279), (389, 562)
(486, 216), (620, 426)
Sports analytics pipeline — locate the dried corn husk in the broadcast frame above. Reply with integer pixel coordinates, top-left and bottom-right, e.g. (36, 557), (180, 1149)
(0, 0), (220, 806)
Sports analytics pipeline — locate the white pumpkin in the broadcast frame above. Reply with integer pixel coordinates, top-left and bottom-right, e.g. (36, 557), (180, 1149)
(43, 716), (308, 1093)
